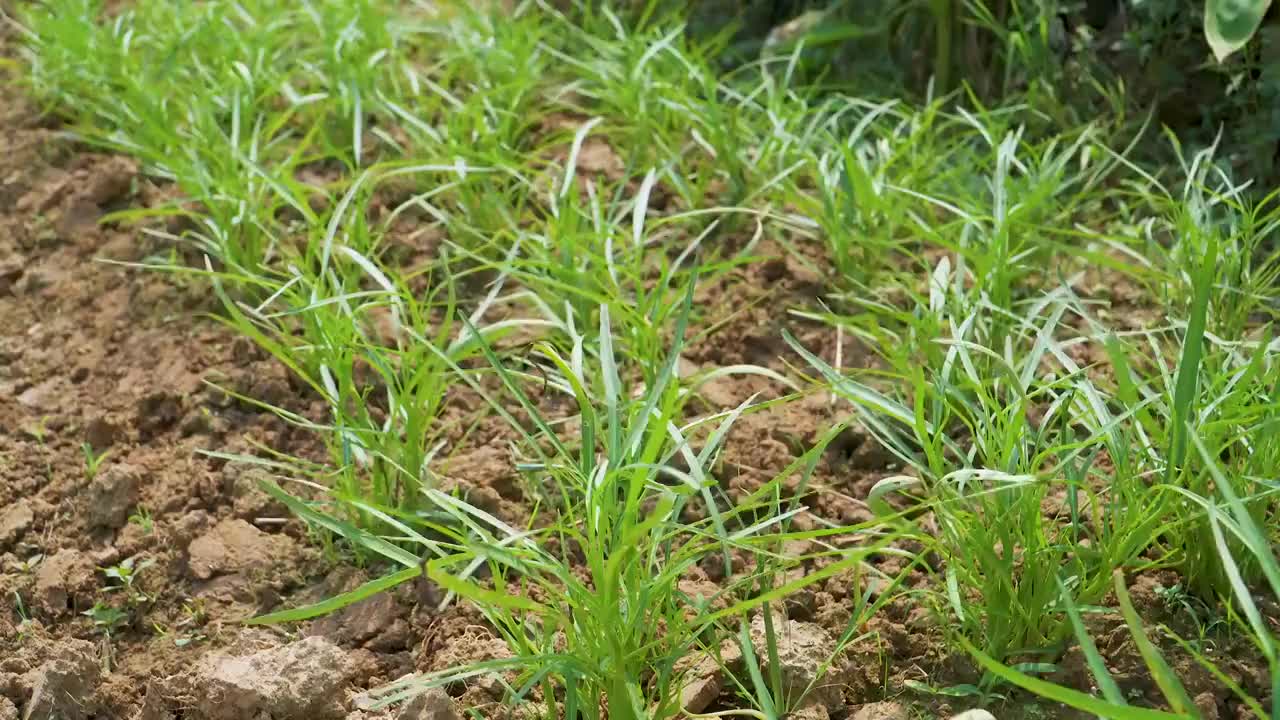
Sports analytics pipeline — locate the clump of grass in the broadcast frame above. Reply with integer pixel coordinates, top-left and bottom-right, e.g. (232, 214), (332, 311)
(201, 160), (521, 524)
(791, 277), (1169, 663)
(970, 434), (1280, 719)
(319, 299), (885, 718)
(790, 101), (1280, 670)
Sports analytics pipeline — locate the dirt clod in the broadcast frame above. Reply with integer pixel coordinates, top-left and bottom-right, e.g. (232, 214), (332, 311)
(395, 688), (461, 720)
(679, 616), (846, 716)
(79, 156), (137, 207)
(0, 500), (34, 549)
(750, 613), (845, 710)
(166, 509), (212, 547)
(32, 548), (97, 615)
(850, 701), (909, 720)
(0, 257), (23, 296)
(1194, 692), (1219, 720)
(310, 591), (407, 650)
(21, 638), (99, 720)
(86, 463), (140, 529)
(186, 518), (295, 580)
(788, 705), (830, 720)
(676, 643), (741, 714)
(16, 379), (58, 411)
(135, 681), (173, 720)
(695, 374), (743, 409)
(188, 636), (354, 720)
(0, 697), (15, 720)
(135, 391), (183, 439)
(224, 467), (286, 521)
(83, 416), (121, 450)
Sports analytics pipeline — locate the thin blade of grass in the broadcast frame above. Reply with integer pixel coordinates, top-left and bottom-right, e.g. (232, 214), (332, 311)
(247, 566), (419, 624)
(959, 636), (1184, 720)
(1112, 571), (1197, 716)
(1167, 233), (1216, 480)
(1055, 574), (1126, 706)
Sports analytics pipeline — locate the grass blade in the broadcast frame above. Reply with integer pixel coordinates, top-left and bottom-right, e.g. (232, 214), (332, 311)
(1167, 233), (1216, 480)
(960, 636), (1184, 720)
(1112, 571), (1196, 717)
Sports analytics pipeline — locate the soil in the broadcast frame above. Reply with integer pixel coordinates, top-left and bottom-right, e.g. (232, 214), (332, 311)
(0, 22), (1272, 720)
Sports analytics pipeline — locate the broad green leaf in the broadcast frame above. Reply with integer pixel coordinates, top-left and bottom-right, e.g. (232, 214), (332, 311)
(1205, 0), (1274, 61)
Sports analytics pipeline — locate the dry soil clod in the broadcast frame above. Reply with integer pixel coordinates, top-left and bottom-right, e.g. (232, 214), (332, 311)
(20, 639), (100, 720)
(185, 636), (354, 720)
(86, 463), (141, 530)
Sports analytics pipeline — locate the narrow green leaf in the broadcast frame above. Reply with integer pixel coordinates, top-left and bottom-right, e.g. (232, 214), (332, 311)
(1055, 575), (1126, 706)
(427, 556), (544, 614)
(247, 566), (419, 624)
(260, 481), (420, 568)
(960, 636), (1184, 720)
(1167, 233), (1215, 481)
(1113, 572), (1197, 717)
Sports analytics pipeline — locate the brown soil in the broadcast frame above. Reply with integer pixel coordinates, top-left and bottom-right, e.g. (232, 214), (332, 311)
(0, 24), (1272, 720)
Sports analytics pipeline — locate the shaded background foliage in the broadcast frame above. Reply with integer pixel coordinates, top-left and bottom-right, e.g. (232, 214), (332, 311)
(590, 0), (1280, 187)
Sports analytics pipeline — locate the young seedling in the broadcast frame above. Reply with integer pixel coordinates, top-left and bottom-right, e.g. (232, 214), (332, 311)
(12, 592), (35, 641)
(15, 554), (43, 575)
(102, 555), (155, 606)
(82, 442), (112, 482)
(127, 506), (154, 535)
(82, 602), (129, 637)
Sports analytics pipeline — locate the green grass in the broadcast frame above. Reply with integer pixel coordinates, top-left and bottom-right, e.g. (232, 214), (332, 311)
(14, 0), (1280, 716)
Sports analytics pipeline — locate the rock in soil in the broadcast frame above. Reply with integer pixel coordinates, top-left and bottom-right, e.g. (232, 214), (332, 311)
(677, 614), (846, 714)
(21, 638), (100, 720)
(675, 641), (742, 714)
(186, 518), (296, 580)
(187, 636), (354, 720)
(395, 688), (461, 720)
(0, 499), (34, 550)
(749, 613), (846, 710)
(86, 463), (141, 529)
(788, 704), (830, 720)
(32, 548), (97, 616)
(309, 591), (409, 650)
(849, 702), (910, 720)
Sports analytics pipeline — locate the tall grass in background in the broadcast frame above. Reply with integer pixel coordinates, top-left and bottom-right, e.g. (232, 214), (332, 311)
(18, 0), (430, 275)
